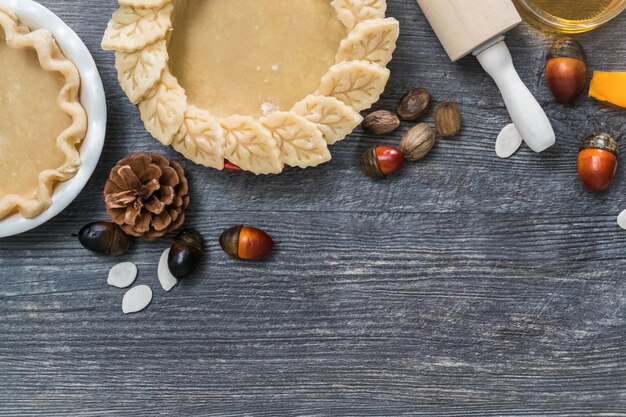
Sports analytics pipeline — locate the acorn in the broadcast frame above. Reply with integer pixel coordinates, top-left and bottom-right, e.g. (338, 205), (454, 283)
(578, 133), (618, 193)
(77, 221), (134, 256)
(220, 225), (274, 260)
(546, 37), (587, 104)
(168, 229), (204, 279)
(360, 146), (405, 179)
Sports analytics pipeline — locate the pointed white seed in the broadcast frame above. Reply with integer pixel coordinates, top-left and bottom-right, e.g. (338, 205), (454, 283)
(122, 285), (152, 314)
(107, 262), (138, 288)
(618, 209), (626, 230)
(158, 248), (178, 292)
(496, 123), (523, 159)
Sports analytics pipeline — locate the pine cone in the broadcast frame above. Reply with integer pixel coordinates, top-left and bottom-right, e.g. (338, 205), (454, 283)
(104, 153), (190, 240)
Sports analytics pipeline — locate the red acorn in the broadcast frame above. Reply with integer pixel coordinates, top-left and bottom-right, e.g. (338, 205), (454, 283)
(360, 146), (405, 179)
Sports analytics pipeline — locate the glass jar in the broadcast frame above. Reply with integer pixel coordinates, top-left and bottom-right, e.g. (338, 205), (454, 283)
(513, 0), (626, 33)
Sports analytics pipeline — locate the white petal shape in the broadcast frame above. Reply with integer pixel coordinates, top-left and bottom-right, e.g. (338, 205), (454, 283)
(107, 262), (138, 288)
(158, 248), (178, 291)
(618, 209), (626, 230)
(122, 285), (153, 314)
(496, 123), (523, 159)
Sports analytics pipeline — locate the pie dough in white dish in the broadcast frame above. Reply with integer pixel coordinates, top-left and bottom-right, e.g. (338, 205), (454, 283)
(0, 7), (87, 220)
(0, 0), (106, 239)
(102, 0), (399, 174)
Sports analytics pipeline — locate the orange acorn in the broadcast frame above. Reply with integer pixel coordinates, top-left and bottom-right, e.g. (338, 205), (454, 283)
(546, 37), (587, 104)
(360, 146), (405, 179)
(578, 133), (618, 193)
(219, 225), (274, 260)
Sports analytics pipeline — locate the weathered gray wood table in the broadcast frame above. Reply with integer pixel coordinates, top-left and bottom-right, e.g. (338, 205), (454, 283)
(1, 1), (625, 415)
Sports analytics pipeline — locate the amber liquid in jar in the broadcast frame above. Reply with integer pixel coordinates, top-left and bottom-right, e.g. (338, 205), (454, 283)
(516, 0), (626, 32)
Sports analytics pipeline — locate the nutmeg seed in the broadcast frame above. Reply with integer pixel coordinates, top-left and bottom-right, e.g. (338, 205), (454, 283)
(397, 88), (431, 121)
(434, 102), (462, 138)
(399, 123), (436, 162)
(362, 110), (400, 135)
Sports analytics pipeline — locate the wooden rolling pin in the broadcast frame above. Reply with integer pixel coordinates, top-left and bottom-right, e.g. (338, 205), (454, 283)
(416, 0), (555, 153)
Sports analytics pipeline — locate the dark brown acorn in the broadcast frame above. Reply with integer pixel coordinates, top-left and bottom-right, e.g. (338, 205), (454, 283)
(77, 221), (134, 256)
(168, 229), (204, 279)
(219, 225), (274, 260)
(546, 37), (587, 104)
(578, 133), (618, 193)
(360, 146), (405, 179)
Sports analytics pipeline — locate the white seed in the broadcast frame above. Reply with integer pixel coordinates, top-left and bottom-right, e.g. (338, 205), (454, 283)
(107, 262), (137, 288)
(122, 285), (152, 314)
(496, 123), (523, 159)
(158, 248), (178, 292)
(618, 209), (626, 230)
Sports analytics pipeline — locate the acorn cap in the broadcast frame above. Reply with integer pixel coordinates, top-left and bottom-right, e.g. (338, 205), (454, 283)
(581, 133), (618, 156)
(174, 229), (204, 252)
(548, 37), (587, 62)
(360, 147), (385, 179)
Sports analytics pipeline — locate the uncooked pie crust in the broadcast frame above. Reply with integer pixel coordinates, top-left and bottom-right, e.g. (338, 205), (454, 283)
(102, 0), (399, 174)
(0, 8), (87, 220)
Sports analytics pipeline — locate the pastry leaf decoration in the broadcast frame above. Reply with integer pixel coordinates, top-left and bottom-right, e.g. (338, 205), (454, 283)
(336, 18), (399, 66)
(221, 116), (284, 175)
(115, 39), (168, 104)
(119, 0), (172, 8)
(331, 0), (387, 30)
(292, 95), (363, 145)
(172, 106), (226, 170)
(138, 69), (187, 146)
(101, 3), (173, 53)
(262, 112), (331, 168)
(318, 61), (390, 111)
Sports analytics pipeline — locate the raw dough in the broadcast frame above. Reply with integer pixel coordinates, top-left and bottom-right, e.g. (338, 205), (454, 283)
(168, 0), (347, 118)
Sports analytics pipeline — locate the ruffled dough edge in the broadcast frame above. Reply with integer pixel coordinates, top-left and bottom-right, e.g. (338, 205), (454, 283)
(102, 0), (398, 174)
(0, 8), (87, 219)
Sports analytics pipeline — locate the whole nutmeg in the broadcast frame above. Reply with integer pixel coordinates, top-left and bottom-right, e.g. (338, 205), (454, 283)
(434, 102), (462, 138)
(578, 132), (618, 193)
(547, 37), (587, 104)
(397, 88), (431, 121)
(399, 123), (436, 162)
(360, 146), (405, 179)
(362, 110), (400, 135)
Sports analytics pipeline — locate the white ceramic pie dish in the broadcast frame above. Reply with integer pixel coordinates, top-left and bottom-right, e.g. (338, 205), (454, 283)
(0, 0), (106, 239)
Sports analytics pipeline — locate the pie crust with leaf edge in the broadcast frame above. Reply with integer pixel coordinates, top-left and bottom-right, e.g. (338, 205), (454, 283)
(102, 0), (399, 174)
(0, 8), (87, 220)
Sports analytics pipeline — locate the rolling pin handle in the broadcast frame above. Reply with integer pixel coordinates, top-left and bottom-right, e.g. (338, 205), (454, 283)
(475, 40), (555, 153)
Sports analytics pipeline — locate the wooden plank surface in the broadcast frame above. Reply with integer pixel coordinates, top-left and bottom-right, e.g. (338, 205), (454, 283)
(1, 0), (625, 415)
